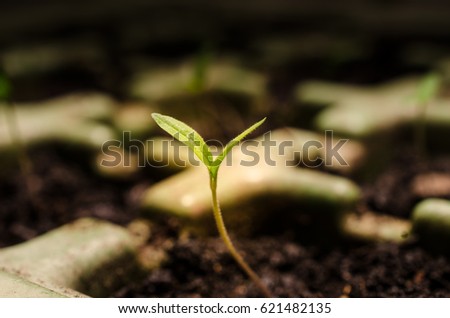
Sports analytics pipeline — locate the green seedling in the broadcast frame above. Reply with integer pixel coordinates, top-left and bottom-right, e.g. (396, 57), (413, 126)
(189, 44), (213, 93)
(0, 71), (36, 204)
(0, 72), (23, 155)
(0, 72), (11, 100)
(151, 113), (271, 297)
(413, 72), (441, 156)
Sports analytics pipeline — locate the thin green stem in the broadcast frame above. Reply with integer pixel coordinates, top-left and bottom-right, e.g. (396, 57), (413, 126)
(209, 173), (272, 297)
(5, 101), (33, 177)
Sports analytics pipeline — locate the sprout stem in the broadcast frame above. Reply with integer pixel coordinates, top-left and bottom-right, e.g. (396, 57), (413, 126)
(209, 173), (272, 298)
(5, 101), (33, 178)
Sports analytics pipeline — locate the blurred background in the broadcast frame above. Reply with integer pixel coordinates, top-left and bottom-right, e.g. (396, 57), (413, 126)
(1, 0), (450, 102)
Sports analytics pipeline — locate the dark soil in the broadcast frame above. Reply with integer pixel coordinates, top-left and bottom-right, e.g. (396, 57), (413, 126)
(0, 145), (142, 248)
(115, 235), (450, 297)
(1, 144), (450, 297)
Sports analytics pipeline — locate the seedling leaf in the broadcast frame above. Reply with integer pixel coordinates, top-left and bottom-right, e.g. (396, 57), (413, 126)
(151, 113), (212, 166)
(212, 117), (266, 170)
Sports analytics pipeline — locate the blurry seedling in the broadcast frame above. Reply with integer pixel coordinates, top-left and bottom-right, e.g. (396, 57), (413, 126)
(151, 113), (272, 297)
(413, 72), (441, 156)
(0, 71), (39, 212)
(189, 44), (213, 93)
(0, 72), (24, 158)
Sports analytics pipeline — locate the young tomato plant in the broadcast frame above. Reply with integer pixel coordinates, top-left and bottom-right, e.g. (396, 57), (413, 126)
(0, 72), (10, 100)
(413, 72), (441, 156)
(151, 113), (272, 297)
(0, 71), (34, 182)
(189, 43), (213, 93)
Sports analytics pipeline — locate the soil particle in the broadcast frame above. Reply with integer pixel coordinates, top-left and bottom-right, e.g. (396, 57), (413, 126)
(412, 172), (450, 198)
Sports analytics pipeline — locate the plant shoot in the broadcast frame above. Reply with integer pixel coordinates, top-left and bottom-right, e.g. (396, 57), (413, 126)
(413, 72), (441, 156)
(151, 113), (271, 297)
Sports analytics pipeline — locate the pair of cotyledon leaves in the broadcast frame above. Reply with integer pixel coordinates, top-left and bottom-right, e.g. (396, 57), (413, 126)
(151, 113), (265, 177)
